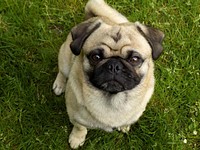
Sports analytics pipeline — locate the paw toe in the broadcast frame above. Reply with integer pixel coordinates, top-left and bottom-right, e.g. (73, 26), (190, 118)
(69, 134), (85, 149)
(117, 125), (131, 133)
(53, 81), (65, 95)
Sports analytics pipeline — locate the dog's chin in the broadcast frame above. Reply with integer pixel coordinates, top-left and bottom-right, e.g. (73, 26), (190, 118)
(99, 80), (127, 94)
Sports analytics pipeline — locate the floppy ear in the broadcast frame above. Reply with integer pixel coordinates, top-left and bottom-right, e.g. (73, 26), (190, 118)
(135, 22), (164, 60)
(70, 19), (101, 55)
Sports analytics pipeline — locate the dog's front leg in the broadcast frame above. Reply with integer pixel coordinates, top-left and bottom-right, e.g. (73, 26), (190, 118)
(53, 34), (74, 95)
(69, 123), (88, 149)
(53, 72), (67, 95)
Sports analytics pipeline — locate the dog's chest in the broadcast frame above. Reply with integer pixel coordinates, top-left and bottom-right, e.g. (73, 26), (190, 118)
(76, 92), (144, 129)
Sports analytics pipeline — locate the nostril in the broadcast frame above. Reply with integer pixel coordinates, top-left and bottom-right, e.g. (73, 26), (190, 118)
(108, 64), (113, 70)
(116, 65), (120, 71)
(108, 64), (114, 73)
(108, 63), (122, 74)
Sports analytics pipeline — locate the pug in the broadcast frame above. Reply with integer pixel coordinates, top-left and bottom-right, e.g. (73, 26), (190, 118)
(53, 0), (164, 149)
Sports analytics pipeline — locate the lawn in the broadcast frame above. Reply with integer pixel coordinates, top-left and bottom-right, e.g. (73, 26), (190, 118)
(0, 0), (199, 149)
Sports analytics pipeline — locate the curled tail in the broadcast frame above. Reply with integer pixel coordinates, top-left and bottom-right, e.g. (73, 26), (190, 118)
(85, 0), (129, 24)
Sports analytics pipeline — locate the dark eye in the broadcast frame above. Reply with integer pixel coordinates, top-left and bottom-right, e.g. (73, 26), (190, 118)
(128, 56), (142, 65)
(87, 48), (104, 65)
(91, 54), (102, 62)
(129, 56), (140, 63)
(88, 53), (104, 64)
(130, 56), (139, 62)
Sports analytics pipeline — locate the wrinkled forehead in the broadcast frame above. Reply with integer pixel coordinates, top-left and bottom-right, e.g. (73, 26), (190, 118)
(83, 23), (152, 58)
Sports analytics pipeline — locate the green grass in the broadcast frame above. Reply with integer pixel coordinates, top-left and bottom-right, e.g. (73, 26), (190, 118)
(0, 0), (199, 149)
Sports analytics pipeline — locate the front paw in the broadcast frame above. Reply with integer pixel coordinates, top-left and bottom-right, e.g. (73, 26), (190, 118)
(69, 127), (87, 149)
(53, 72), (66, 95)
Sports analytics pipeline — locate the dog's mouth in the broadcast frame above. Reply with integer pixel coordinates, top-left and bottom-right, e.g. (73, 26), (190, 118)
(88, 57), (142, 94)
(100, 80), (126, 94)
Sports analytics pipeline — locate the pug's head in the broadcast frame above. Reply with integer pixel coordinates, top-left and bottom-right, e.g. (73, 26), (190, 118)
(70, 18), (164, 94)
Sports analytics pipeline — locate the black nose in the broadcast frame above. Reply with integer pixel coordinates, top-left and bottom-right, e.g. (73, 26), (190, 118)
(107, 59), (123, 74)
